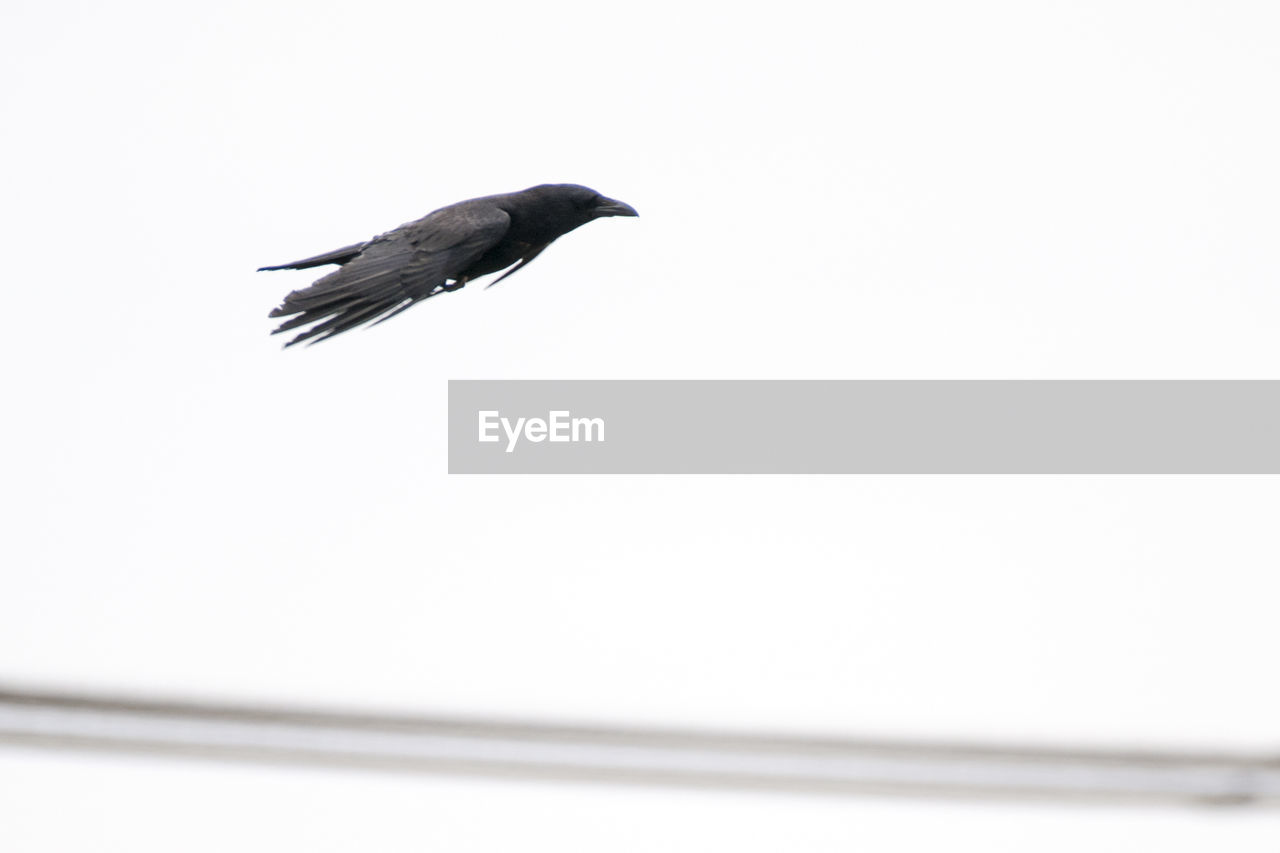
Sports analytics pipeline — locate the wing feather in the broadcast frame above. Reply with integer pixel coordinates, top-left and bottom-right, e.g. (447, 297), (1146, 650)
(267, 205), (510, 347)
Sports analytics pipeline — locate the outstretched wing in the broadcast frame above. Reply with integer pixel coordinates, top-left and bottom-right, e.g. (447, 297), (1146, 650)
(267, 205), (511, 347)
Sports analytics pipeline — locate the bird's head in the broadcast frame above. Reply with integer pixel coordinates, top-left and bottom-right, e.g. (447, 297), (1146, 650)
(527, 184), (639, 230)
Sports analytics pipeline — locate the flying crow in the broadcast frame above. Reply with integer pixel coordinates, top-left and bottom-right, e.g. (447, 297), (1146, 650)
(260, 184), (638, 347)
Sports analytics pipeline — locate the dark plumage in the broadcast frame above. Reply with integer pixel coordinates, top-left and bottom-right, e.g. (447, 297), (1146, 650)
(260, 184), (638, 347)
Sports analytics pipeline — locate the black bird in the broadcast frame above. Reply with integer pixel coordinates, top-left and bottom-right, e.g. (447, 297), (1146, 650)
(260, 184), (638, 347)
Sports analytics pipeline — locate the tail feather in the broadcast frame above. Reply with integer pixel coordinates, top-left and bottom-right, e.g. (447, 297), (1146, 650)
(275, 299), (405, 347)
(261, 234), (460, 346)
(270, 287), (440, 347)
(367, 300), (421, 328)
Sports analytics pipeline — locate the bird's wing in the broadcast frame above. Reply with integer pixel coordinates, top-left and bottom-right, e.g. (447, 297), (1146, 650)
(268, 205), (511, 347)
(257, 241), (368, 271)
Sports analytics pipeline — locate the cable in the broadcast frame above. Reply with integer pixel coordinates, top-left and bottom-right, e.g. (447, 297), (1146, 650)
(1, 684), (1277, 808)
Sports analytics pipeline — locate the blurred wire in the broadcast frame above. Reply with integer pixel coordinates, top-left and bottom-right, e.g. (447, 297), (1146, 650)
(1, 684), (1277, 808)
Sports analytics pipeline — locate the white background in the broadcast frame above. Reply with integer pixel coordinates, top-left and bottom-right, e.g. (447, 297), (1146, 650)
(2, 0), (1278, 848)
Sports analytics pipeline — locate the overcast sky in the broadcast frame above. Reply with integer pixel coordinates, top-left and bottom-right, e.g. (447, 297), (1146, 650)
(3, 1), (1279, 849)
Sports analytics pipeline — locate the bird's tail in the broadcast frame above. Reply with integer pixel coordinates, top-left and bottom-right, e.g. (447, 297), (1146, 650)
(268, 288), (420, 348)
(266, 260), (456, 347)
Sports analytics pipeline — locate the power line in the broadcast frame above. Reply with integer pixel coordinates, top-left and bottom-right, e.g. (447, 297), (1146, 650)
(1, 684), (1276, 809)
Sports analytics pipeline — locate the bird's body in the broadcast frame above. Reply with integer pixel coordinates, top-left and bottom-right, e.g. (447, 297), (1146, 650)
(260, 184), (637, 346)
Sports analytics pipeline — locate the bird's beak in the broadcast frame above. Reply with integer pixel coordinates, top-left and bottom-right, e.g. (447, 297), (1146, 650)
(594, 197), (639, 218)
